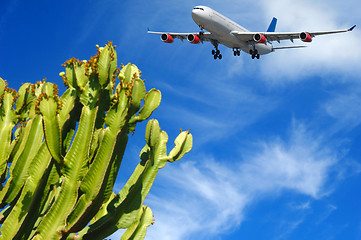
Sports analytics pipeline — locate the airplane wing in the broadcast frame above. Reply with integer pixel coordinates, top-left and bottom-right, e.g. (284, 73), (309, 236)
(231, 25), (356, 43)
(147, 30), (217, 43)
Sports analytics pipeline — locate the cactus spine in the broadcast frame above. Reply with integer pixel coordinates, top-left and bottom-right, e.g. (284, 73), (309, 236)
(0, 42), (192, 240)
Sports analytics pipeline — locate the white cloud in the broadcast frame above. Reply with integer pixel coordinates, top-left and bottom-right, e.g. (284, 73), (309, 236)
(145, 121), (337, 239)
(323, 87), (361, 132)
(241, 122), (336, 198)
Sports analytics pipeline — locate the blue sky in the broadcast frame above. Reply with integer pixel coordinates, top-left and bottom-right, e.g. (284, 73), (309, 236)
(1, 0), (361, 239)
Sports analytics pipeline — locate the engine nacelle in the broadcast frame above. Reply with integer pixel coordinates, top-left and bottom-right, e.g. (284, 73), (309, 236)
(161, 33), (174, 43)
(253, 33), (267, 43)
(187, 34), (200, 44)
(300, 32), (312, 42)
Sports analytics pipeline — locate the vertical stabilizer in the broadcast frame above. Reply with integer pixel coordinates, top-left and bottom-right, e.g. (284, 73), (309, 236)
(267, 17), (277, 32)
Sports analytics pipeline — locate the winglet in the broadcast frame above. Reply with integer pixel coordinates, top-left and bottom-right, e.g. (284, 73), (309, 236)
(147, 27), (151, 32)
(348, 25), (356, 31)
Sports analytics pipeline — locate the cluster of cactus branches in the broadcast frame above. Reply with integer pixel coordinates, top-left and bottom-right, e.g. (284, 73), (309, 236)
(0, 42), (192, 239)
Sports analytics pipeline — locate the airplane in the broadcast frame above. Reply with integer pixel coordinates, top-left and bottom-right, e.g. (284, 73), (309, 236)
(148, 5), (356, 60)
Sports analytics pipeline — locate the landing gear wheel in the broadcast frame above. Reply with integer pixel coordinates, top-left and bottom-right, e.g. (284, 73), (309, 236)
(256, 54), (260, 59)
(233, 48), (241, 57)
(211, 41), (222, 60)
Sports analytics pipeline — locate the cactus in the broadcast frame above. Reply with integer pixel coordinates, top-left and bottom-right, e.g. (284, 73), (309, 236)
(0, 42), (193, 240)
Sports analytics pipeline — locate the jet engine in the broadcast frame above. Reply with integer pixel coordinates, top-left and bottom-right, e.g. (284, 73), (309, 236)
(161, 33), (174, 43)
(300, 32), (312, 42)
(187, 34), (200, 44)
(253, 33), (267, 43)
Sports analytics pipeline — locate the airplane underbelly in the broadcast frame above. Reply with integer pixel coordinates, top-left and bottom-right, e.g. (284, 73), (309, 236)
(220, 36), (248, 48)
(241, 43), (273, 55)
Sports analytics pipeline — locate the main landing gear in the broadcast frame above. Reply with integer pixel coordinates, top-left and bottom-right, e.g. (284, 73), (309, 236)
(211, 43), (222, 60)
(233, 48), (241, 56)
(250, 46), (260, 59)
(212, 49), (222, 60)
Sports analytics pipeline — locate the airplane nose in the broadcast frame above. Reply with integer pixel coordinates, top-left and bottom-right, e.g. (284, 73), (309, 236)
(192, 6), (208, 26)
(191, 9), (198, 18)
(191, 8), (203, 24)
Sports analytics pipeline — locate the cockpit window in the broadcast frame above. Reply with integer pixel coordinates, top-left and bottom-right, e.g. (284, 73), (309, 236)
(193, 7), (204, 11)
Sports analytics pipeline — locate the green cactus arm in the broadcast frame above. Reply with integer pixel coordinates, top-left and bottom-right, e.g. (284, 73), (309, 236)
(74, 61), (88, 90)
(97, 42), (117, 86)
(41, 82), (56, 96)
(0, 179), (37, 240)
(120, 205), (154, 240)
(128, 79), (146, 116)
(15, 83), (30, 111)
(0, 91), (18, 177)
(0, 145), (52, 240)
(104, 88), (130, 132)
(37, 94), (63, 164)
(34, 105), (98, 240)
(128, 89), (161, 135)
(77, 120), (191, 239)
(62, 105), (97, 178)
(168, 131), (193, 163)
(78, 161), (151, 239)
(88, 128), (102, 162)
(6, 126), (23, 164)
(0, 77), (5, 97)
(16, 83), (37, 120)
(0, 115), (44, 205)
(65, 88), (132, 232)
(64, 129), (118, 232)
(102, 133), (128, 203)
(64, 59), (78, 90)
(117, 63), (141, 84)
(33, 177), (78, 240)
(90, 192), (116, 224)
(75, 143), (151, 238)
(61, 101), (82, 155)
(137, 89), (161, 121)
(29, 177), (63, 239)
(65, 132), (128, 234)
(58, 87), (77, 126)
(79, 78), (101, 109)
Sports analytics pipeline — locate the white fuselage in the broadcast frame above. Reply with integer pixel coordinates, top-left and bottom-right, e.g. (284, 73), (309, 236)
(191, 6), (273, 55)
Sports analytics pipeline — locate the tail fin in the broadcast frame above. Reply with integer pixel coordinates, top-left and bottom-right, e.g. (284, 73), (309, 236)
(267, 17), (277, 32)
